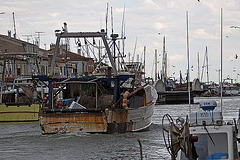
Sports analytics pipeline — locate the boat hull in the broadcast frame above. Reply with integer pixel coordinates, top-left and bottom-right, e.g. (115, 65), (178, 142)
(0, 104), (39, 122)
(39, 103), (154, 134)
(40, 109), (107, 134)
(128, 104), (154, 131)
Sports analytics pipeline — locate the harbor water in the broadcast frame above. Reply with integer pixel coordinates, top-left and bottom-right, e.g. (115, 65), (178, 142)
(0, 96), (239, 160)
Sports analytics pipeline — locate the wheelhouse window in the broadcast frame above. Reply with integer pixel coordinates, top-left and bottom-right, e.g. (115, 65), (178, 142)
(179, 133), (228, 160)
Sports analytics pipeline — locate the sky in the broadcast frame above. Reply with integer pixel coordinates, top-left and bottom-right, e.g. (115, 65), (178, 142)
(0, 0), (240, 83)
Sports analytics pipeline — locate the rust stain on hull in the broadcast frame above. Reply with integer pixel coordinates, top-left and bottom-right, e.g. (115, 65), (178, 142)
(40, 104), (154, 134)
(40, 111), (107, 134)
(105, 109), (129, 133)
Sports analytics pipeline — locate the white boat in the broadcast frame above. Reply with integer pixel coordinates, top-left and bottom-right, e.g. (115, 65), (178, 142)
(222, 84), (239, 96)
(162, 100), (239, 160)
(162, 9), (240, 160)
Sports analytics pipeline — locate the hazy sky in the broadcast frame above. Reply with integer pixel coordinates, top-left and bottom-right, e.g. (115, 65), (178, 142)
(0, 0), (240, 83)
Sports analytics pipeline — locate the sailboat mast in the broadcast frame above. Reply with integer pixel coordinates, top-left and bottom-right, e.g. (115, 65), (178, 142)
(144, 46), (146, 79)
(198, 52), (200, 79)
(220, 8), (223, 112)
(186, 11), (191, 113)
(155, 49), (157, 81)
(206, 47), (209, 85)
(162, 36), (167, 84)
(201, 52), (206, 82)
(128, 52), (130, 64)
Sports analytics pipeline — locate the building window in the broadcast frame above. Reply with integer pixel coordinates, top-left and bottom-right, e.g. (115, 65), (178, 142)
(82, 62), (84, 75)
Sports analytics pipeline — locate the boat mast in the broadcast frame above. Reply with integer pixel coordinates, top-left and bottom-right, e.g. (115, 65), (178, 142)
(186, 11), (191, 113)
(206, 47), (209, 85)
(155, 49), (157, 81)
(121, 4), (126, 57)
(220, 8), (223, 112)
(132, 37), (138, 64)
(144, 46), (146, 79)
(198, 52), (200, 80)
(201, 47), (209, 84)
(162, 36), (167, 84)
(105, 3), (108, 37)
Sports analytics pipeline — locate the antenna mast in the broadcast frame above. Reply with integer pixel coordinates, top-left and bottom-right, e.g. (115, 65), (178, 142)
(22, 35), (32, 43)
(35, 31), (45, 47)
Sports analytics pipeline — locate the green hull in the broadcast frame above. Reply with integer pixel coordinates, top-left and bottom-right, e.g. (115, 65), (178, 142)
(0, 104), (39, 122)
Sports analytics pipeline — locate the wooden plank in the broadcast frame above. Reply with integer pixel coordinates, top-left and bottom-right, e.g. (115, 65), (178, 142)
(40, 112), (107, 134)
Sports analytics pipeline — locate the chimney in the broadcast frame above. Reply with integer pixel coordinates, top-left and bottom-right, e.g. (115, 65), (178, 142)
(77, 48), (81, 55)
(8, 30), (11, 38)
(63, 22), (68, 32)
(50, 43), (56, 50)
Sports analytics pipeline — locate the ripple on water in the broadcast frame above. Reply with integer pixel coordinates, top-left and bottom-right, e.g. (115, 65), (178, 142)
(0, 96), (240, 159)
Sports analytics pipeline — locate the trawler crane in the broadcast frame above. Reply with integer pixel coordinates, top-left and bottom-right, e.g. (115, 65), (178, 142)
(49, 31), (118, 77)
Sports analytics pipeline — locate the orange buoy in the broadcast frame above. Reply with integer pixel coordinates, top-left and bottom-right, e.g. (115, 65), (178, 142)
(122, 98), (127, 103)
(122, 103), (127, 107)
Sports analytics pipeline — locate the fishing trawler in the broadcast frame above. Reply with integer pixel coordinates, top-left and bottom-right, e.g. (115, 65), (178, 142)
(34, 30), (157, 134)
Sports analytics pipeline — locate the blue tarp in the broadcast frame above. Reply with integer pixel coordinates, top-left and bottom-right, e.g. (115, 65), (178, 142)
(59, 98), (75, 106)
(206, 153), (228, 160)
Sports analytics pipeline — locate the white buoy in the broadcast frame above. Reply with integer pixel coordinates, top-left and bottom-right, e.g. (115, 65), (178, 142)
(199, 100), (217, 111)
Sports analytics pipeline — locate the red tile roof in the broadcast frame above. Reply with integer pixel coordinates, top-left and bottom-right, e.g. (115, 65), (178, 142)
(0, 34), (92, 62)
(0, 34), (50, 59)
(0, 34), (31, 45)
